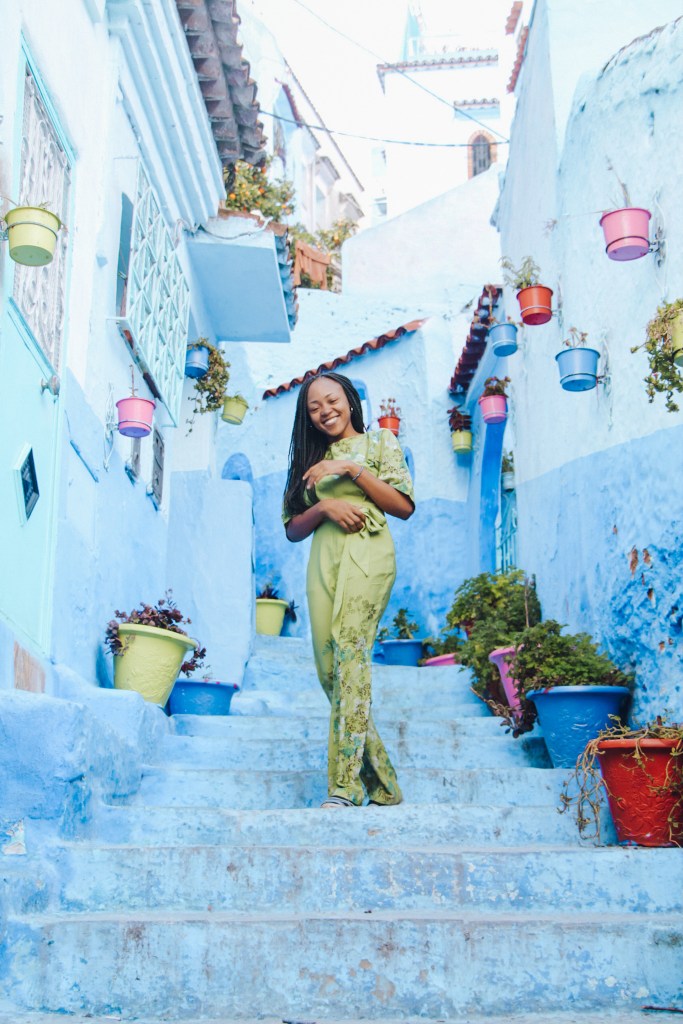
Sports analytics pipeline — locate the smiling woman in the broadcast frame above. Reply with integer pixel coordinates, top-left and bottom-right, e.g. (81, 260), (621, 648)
(282, 372), (414, 808)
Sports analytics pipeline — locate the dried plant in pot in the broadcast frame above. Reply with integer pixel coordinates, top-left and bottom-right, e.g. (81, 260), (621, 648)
(630, 298), (683, 412)
(555, 327), (601, 393)
(599, 162), (652, 262)
(561, 717), (683, 847)
(500, 256), (553, 326)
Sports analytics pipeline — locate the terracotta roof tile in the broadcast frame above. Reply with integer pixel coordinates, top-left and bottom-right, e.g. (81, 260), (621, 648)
(262, 320), (426, 399)
(449, 286), (502, 396)
(507, 25), (529, 93)
(505, 2), (523, 35)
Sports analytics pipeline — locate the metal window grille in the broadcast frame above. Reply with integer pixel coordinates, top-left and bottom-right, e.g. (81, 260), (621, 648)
(13, 68), (71, 372)
(496, 490), (518, 572)
(151, 427), (164, 508)
(472, 135), (492, 176)
(120, 164), (190, 426)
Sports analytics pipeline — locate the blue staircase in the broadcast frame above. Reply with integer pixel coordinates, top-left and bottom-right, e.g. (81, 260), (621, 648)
(2, 635), (682, 1022)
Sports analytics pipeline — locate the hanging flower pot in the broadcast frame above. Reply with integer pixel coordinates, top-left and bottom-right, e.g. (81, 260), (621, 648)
(528, 685), (631, 769)
(451, 429), (473, 454)
(555, 346), (600, 392)
(113, 623), (198, 706)
(488, 322), (518, 356)
(502, 471), (515, 491)
(221, 395), (249, 424)
(169, 679), (240, 716)
(599, 207), (651, 261)
(4, 206), (61, 266)
(478, 394), (507, 424)
(378, 398), (401, 436)
(671, 310), (683, 369)
(597, 737), (683, 846)
(517, 285), (553, 326)
(116, 395), (155, 438)
(185, 345), (210, 379)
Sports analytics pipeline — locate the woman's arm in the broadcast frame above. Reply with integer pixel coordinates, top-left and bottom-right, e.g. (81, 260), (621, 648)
(285, 498), (366, 542)
(302, 457), (414, 522)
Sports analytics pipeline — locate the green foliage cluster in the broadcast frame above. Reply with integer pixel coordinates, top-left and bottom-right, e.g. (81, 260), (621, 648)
(499, 255), (542, 290)
(511, 620), (631, 697)
(631, 298), (683, 413)
(288, 218), (359, 289)
(378, 607), (418, 641)
(224, 158), (295, 220)
(187, 340), (230, 424)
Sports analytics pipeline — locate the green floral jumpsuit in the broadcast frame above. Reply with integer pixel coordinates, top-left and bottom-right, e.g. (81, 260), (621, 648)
(286, 429), (414, 806)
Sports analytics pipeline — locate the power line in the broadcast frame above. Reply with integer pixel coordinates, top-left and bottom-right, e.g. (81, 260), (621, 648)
(261, 108), (507, 148)
(286, 0), (510, 143)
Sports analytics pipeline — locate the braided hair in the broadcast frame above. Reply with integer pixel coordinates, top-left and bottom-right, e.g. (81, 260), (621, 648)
(283, 372), (366, 520)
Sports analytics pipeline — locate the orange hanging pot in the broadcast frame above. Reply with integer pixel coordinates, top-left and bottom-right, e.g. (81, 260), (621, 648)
(378, 415), (400, 437)
(517, 285), (553, 325)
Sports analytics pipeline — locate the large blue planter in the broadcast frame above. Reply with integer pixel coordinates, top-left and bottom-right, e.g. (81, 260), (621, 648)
(527, 685), (631, 768)
(169, 680), (240, 716)
(185, 345), (210, 379)
(376, 639), (423, 666)
(555, 346), (600, 392)
(488, 322), (518, 357)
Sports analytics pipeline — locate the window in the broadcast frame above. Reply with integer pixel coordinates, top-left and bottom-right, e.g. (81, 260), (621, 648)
(150, 428), (164, 508)
(471, 135), (491, 176)
(116, 193), (134, 317)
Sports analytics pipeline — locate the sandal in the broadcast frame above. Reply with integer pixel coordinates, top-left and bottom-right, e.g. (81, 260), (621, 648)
(320, 796), (354, 808)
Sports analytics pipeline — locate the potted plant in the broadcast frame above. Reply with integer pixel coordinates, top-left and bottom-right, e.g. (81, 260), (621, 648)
(377, 398), (401, 436)
(488, 317), (519, 357)
(255, 583), (297, 636)
(630, 298), (683, 412)
(2, 200), (62, 266)
(561, 717), (683, 847)
(116, 366), (155, 438)
(500, 256), (553, 326)
(448, 407), (472, 454)
(507, 620), (632, 766)
(501, 451), (515, 490)
(169, 676), (240, 716)
(599, 163), (652, 262)
(221, 393), (249, 425)
(376, 608), (423, 666)
(478, 376), (510, 424)
(105, 592), (206, 706)
(555, 327), (601, 393)
(187, 340), (231, 431)
(185, 340), (211, 379)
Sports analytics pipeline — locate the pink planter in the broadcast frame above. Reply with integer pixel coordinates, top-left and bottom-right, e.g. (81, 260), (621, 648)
(599, 207), (651, 261)
(478, 393), (508, 424)
(424, 653), (457, 667)
(489, 646), (521, 716)
(116, 396), (156, 438)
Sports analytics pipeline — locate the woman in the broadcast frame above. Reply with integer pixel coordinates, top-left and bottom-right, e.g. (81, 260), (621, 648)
(282, 372), (415, 808)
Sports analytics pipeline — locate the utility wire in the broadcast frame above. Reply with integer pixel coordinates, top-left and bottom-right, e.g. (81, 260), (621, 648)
(261, 109), (507, 148)
(286, 0), (510, 143)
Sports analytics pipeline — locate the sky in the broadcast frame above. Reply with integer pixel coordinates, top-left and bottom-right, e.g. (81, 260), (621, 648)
(243, 0), (514, 187)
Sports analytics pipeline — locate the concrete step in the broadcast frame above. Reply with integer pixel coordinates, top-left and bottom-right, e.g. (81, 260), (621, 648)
(171, 713), (522, 740)
(90, 802), (607, 848)
(46, 842), (682, 915)
(230, 690), (491, 718)
(131, 765), (565, 810)
(8, 910), (682, 1018)
(245, 658), (473, 697)
(155, 733), (551, 770)
(0, 1014), (679, 1024)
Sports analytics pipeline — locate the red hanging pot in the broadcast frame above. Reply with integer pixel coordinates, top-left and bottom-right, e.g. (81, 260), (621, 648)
(378, 415), (400, 436)
(478, 394), (508, 424)
(597, 737), (683, 847)
(517, 285), (553, 325)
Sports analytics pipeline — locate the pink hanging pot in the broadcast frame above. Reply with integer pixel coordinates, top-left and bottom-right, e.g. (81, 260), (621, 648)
(478, 393), (508, 424)
(599, 207), (651, 261)
(116, 396), (155, 438)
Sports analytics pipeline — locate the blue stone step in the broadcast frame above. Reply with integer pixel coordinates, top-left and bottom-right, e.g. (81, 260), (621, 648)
(90, 801), (603, 848)
(8, 910), (682, 1018)
(171, 713), (517, 740)
(231, 690), (490, 718)
(47, 842), (682, 915)
(131, 765), (566, 810)
(0, 1014), (678, 1024)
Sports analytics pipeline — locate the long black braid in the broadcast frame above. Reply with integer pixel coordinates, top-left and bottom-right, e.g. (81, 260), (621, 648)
(283, 372), (366, 520)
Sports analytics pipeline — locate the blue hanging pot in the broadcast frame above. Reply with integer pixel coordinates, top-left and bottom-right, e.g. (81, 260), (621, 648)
(488, 322), (518, 357)
(185, 345), (210, 379)
(527, 685), (631, 768)
(555, 346), (600, 392)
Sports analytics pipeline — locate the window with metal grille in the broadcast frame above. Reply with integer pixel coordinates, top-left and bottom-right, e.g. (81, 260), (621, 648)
(471, 134), (492, 176)
(118, 164), (190, 426)
(151, 428), (164, 508)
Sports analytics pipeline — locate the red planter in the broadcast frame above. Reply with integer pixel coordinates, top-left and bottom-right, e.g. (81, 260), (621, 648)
(116, 396), (155, 438)
(478, 393), (508, 424)
(517, 285), (553, 325)
(378, 415), (400, 437)
(599, 207), (651, 261)
(597, 737), (683, 847)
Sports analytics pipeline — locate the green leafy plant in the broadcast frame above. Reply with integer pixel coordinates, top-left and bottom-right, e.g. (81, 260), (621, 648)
(500, 256), (542, 290)
(448, 407), (472, 432)
(378, 607), (419, 642)
(224, 158), (295, 220)
(630, 298), (683, 413)
(560, 716), (683, 843)
(187, 340), (230, 429)
(105, 591), (206, 676)
(481, 376), (511, 398)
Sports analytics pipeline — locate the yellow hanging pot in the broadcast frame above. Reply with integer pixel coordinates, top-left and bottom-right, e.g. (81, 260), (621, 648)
(451, 429), (473, 454)
(222, 395), (249, 424)
(4, 206), (61, 266)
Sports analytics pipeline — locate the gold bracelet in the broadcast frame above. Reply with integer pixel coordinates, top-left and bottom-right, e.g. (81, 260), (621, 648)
(351, 466), (364, 483)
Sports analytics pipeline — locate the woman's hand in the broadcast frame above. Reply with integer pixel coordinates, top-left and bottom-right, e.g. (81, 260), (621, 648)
(323, 499), (366, 533)
(302, 459), (354, 490)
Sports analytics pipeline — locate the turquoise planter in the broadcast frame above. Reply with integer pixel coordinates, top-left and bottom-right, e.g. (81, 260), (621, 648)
(488, 322), (518, 357)
(169, 680), (240, 716)
(376, 639), (423, 666)
(555, 346), (600, 392)
(185, 346), (210, 379)
(527, 685), (631, 768)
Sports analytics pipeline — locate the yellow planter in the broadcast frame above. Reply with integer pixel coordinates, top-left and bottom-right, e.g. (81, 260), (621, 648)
(113, 623), (197, 706)
(222, 396), (249, 424)
(672, 311), (683, 368)
(451, 430), (473, 454)
(5, 206), (61, 266)
(255, 598), (289, 636)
